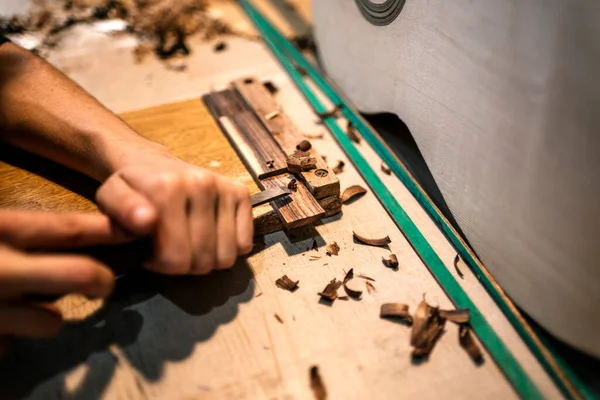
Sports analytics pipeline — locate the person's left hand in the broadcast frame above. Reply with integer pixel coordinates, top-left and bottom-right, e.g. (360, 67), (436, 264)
(96, 153), (253, 275)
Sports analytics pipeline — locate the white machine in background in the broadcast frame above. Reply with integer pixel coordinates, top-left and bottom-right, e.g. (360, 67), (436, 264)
(314, 0), (600, 357)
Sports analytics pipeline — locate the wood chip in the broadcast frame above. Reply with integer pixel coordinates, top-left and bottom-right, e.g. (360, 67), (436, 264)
(381, 163), (391, 175)
(310, 366), (327, 400)
(296, 140), (312, 151)
(287, 151), (317, 173)
(454, 254), (465, 278)
(318, 278), (342, 301)
(346, 122), (361, 143)
(341, 185), (367, 203)
(459, 325), (484, 363)
(357, 274), (375, 282)
(276, 275), (299, 292)
(303, 132), (324, 139)
(317, 105), (341, 119)
(287, 178), (298, 191)
(265, 110), (280, 120)
(325, 242), (340, 256)
(353, 231), (391, 247)
(311, 239), (319, 251)
(214, 41), (227, 52)
(439, 308), (470, 324)
(274, 313), (284, 324)
(332, 160), (345, 174)
(338, 296), (349, 301)
(382, 254), (399, 269)
(309, 256), (321, 261)
(365, 281), (376, 294)
(265, 160), (275, 169)
(263, 81), (278, 94)
(411, 300), (447, 358)
(380, 303), (413, 324)
(343, 268), (362, 299)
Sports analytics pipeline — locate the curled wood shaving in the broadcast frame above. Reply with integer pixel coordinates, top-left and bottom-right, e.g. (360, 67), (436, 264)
(439, 308), (470, 324)
(296, 140), (312, 151)
(309, 256), (321, 261)
(346, 122), (361, 143)
(343, 268), (362, 299)
(310, 366), (327, 400)
(311, 239), (319, 251)
(381, 163), (391, 175)
(380, 303), (413, 324)
(287, 178), (298, 191)
(287, 151), (317, 173)
(274, 313), (284, 324)
(318, 278), (342, 302)
(341, 185), (367, 204)
(265, 110), (280, 120)
(453, 254), (465, 278)
(382, 254), (399, 269)
(276, 275), (299, 292)
(332, 160), (345, 174)
(265, 159), (275, 169)
(365, 281), (376, 294)
(338, 296), (349, 301)
(325, 242), (340, 256)
(411, 300), (447, 358)
(459, 325), (484, 363)
(353, 231), (391, 247)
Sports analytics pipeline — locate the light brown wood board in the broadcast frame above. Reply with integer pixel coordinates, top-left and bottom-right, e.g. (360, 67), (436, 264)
(232, 77), (340, 199)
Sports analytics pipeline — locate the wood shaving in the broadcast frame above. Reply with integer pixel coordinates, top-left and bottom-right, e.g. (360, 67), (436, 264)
(325, 242), (340, 256)
(311, 239), (318, 251)
(303, 132), (324, 139)
(318, 278), (342, 302)
(365, 281), (376, 294)
(275, 275), (299, 292)
(310, 366), (327, 400)
(317, 105), (341, 119)
(382, 254), (399, 269)
(341, 185), (367, 204)
(381, 163), (391, 175)
(265, 110), (280, 120)
(459, 325), (484, 363)
(342, 268), (362, 299)
(380, 303), (413, 324)
(454, 254), (465, 278)
(346, 122), (361, 143)
(274, 313), (284, 324)
(439, 308), (470, 324)
(353, 231), (391, 247)
(357, 274), (375, 282)
(332, 160), (345, 174)
(287, 178), (298, 191)
(411, 300), (446, 358)
(213, 41), (227, 52)
(263, 81), (278, 94)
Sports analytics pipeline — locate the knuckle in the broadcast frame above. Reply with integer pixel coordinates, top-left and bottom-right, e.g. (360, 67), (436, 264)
(187, 172), (215, 192)
(151, 173), (180, 192)
(239, 240), (253, 255)
(193, 252), (216, 275)
(217, 253), (236, 270)
(157, 252), (190, 275)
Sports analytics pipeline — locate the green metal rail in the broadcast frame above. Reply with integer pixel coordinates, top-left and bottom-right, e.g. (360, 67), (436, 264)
(239, 1), (592, 399)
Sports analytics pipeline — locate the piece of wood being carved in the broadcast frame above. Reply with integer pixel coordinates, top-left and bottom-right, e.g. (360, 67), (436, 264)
(232, 78), (339, 199)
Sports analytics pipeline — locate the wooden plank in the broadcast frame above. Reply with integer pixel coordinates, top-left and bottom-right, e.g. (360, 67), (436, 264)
(217, 115), (324, 229)
(232, 78), (340, 199)
(203, 92), (288, 179)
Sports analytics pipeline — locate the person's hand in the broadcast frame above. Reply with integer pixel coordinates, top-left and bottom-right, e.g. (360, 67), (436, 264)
(0, 210), (132, 355)
(96, 153), (253, 275)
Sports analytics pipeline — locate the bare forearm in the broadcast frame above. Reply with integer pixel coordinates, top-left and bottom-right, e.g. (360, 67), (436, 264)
(0, 42), (167, 181)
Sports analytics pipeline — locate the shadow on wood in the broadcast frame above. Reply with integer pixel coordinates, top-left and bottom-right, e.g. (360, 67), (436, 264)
(0, 258), (255, 399)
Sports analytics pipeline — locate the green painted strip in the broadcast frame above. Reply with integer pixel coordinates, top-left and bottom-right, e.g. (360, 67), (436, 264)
(239, 2), (544, 398)
(238, 4), (593, 399)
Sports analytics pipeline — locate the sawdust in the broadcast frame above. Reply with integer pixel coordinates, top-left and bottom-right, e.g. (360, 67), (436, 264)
(0, 0), (246, 60)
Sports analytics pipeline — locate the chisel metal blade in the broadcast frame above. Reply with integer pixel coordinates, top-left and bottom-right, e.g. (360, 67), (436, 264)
(251, 187), (293, 207)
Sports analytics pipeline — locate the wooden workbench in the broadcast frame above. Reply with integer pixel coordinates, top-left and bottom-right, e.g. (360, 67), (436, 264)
(0, 1), (566, 399)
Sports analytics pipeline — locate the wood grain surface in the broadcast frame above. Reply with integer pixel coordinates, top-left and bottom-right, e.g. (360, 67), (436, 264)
(233, 78), (339, 199)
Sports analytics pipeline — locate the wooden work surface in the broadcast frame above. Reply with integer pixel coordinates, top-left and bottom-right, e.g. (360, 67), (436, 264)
(0, 1), (565, 399)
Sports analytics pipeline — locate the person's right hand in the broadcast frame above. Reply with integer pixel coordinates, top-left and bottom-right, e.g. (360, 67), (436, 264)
(0, 209), (133, 355)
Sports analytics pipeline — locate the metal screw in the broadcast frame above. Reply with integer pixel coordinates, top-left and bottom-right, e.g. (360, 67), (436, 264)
(314, 169), (328, 177)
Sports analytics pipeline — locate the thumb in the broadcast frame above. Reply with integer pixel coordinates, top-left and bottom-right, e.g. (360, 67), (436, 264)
(96, 174), (158, 235)
(0, 210), (134, 250)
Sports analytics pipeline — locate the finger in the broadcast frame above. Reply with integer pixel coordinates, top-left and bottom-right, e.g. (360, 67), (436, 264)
(0, 210), (133, 250)
(0, 302), (62, 337)
(188, 176), (218, 275)
(96, 174), (158, 235)
(0, 252), (115, 299)
(214, 180), (238, 270)
(234, 184), (253, 254)
(139, 177), (191, 275)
